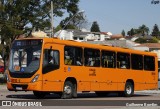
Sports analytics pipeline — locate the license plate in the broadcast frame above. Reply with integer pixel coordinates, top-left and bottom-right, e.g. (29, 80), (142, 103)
(16, 87), (22, 90)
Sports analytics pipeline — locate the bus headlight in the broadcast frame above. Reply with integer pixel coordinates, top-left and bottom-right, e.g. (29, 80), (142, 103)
(31, 74), (39, 83)
(6, 73), (10, 82)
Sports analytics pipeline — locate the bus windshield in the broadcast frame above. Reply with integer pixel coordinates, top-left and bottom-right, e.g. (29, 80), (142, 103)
(9, 40), (42, 74)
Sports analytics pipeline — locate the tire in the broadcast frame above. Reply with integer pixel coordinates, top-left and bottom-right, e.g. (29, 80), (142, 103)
(33, 91), (46, 99)
(124, 82), (134, 97)
(61, 81), (74, 99)
(72, 83), (77, 98)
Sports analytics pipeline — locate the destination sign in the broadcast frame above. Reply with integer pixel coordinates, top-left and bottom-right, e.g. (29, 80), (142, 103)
(12, 39), (42, 47)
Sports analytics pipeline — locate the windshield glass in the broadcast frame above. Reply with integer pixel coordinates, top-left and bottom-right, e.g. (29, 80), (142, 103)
(9, 40), (42, 74)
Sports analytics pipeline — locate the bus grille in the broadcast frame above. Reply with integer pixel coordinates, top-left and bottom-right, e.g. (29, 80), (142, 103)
(11, 84), (28, 90)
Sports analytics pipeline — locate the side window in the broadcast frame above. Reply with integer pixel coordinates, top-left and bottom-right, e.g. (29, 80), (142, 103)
(102, 50), (116, 68)
(131, 54), (143, 70)
(50, 50), (59, 65)
(64, 46), (83, 66)
(117, 52), (130, 69)
(144, 56), (155, 71)
(43, 49), (60, 74)
(84, 48), (100, 67)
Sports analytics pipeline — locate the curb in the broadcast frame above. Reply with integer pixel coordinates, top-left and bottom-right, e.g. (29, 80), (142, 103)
(0, 84), (7, 90)
(136, 90), (160, 94)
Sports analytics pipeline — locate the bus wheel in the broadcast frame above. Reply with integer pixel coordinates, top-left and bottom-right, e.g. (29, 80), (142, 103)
(33, 91), (46, 99)
(124, 82), (134, 97)
(61, 81), (74, 99)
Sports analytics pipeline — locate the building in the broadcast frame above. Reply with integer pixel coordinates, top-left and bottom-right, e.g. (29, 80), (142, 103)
(110, 34), (124, 40)
(133, 43), (160, 51)
(83, 40), (139, 49)
(54, 29), (112, 42)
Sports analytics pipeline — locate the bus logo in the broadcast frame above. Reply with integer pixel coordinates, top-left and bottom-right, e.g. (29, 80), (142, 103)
(2, 101), (11, 106)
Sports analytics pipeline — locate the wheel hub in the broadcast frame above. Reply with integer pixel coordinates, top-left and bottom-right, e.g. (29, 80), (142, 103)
(126, 86), (132, 94)
(64, 85), (72, 94)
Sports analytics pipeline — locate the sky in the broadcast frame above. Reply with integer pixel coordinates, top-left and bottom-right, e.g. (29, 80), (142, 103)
(55, 0), (160, 34)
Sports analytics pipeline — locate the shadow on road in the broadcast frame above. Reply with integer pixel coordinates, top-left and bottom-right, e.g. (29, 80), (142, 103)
(6, 93), (152, 99)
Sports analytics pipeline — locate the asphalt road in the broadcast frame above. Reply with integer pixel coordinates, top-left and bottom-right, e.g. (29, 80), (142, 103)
(0, 84), (160, 109)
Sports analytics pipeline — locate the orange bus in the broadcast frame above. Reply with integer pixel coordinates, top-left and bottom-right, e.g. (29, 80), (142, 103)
(6, 37), (158, 98)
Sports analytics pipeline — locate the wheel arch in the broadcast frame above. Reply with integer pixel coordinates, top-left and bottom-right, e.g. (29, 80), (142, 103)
(65, 77), (77, 85)
(126, 79), (134, 89)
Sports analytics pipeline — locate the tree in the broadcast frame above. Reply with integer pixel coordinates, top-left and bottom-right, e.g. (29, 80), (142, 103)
(54, 25), (62, 32)
(121, 30), (125, 36)
(60, 12), (89, 30)
(135, 37), (159, 43)
(149, 37), (159, 43)
(127, 28), (135, 36)
(76, 14), (89, 30)
(90, 21), (100, 32)
(137, 24), (149, 36)
(127, 31), (131, 36)
(0, 0), (80, 67)
(135, 37), (147, 43)
(130, 28), (135, 36)
(151, 24), (160, 37)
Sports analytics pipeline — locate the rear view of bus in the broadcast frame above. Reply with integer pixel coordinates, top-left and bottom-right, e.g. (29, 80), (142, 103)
(6, 39), (43, 92)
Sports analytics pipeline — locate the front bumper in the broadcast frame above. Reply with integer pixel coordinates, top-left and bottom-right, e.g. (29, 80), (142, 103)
(7, 81), (42, 91)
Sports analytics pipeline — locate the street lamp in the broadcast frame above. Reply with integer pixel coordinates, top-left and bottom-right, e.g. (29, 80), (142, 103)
(51, 1), (54, 37)
(57, 10), (85, 37)
(55, 10), (84, 38)
(61, 10), (85, 30)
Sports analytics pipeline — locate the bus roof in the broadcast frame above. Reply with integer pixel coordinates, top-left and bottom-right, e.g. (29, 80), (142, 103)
(16, 37), (157, 57)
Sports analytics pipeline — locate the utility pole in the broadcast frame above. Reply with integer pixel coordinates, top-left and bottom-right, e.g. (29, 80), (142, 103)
(51, 1), (54, 37)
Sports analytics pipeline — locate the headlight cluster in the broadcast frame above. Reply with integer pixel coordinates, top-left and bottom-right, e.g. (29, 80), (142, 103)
(31, 74), (40, 83)
(5, 73), (10, 82)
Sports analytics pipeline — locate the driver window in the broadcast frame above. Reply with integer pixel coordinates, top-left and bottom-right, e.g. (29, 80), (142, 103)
(43, 49), (60, 74)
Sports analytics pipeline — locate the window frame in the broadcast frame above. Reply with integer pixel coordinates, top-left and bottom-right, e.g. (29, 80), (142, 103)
(131, 54), (143, 70)
(144, 55), (155, 71)
(42, 49), (60, 74)
(117, 52), (130, 69)
(101, 50), (116, 68)
(64, 46), (83, 66)
(84, 48), (100, 67)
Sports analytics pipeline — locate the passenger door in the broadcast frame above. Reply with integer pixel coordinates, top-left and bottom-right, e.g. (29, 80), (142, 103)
(42, 44), (62, 91)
